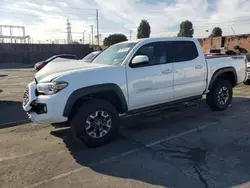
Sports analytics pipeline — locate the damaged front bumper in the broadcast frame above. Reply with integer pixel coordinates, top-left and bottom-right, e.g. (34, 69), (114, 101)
(22, 81), (67, 124)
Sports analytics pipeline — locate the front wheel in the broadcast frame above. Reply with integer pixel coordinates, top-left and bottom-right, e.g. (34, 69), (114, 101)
(206, 79), (233, 111)
(71, 99), (120, 148)
(244, 79), (250, 85)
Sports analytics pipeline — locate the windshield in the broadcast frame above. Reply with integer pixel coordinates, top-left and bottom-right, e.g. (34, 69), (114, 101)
(82, 52), (100, 61)
(92, 42), (137, 65)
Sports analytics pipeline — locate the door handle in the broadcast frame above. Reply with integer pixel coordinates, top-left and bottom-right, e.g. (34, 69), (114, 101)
(195, 65), (203, 69)
(161, 69), (172, 74)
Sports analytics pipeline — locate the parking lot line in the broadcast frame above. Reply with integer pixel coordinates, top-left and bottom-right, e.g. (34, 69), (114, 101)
(145, 123), (212, 148)
(0, 119), (30, 128)
(0, 152), (33, 162)
(25, 122), (215, 188)
(18, 110), (250, 188)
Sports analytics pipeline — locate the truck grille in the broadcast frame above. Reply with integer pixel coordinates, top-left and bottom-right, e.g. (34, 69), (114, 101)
(23, 87), (29, 106)
(247, 67), (250, 72)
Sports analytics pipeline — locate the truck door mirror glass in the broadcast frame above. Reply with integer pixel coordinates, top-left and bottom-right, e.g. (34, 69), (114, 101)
(131, 55), (149, 66)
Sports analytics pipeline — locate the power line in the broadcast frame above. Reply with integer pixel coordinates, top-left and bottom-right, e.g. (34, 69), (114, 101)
(194, 19), (250, 25)
(2, 3), (250, 25)
(194, 21), (250, 27)
(0, 2), (97, 11)
(1, 6), (100, 47)
(0, 8), (96, 16)
(1, 10), (96, 21)
(0, 7), (96, 15)
(2, 2), (250, 24)
(185, 16), (250, 23)
(3, 8), (250, 27)
(157, 19), (250, 33)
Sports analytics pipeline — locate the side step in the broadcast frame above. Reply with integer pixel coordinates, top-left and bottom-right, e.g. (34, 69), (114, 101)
(121, 95), (202, 118)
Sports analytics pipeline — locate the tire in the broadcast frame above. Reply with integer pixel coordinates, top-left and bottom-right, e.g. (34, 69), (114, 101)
(71, 99), (120, 148)
(206, 79), (233, 111)
(244, 80), (250, 85)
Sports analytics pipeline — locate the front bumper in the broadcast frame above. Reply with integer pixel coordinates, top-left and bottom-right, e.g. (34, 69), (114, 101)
(22, 81), (68, 124)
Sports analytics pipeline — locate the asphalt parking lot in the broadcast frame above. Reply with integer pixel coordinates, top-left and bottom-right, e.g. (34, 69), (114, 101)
(1, 68), (250, 188)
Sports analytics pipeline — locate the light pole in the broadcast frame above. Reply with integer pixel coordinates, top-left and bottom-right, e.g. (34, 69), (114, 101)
(91, 25), (94, 45)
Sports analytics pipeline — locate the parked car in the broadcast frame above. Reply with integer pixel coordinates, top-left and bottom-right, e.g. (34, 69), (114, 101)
(23, 37), (247, 147)
(244, 61), (250, 85)
(82, 51), (101, 62)
(34, 54), (79, 71)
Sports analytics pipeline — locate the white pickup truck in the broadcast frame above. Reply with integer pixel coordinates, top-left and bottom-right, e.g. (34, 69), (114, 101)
(23, 37), (247, 147)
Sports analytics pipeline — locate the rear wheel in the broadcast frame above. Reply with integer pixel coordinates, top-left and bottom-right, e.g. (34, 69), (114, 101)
(71, 99), (120, 147)
(206, 79), (233, 111)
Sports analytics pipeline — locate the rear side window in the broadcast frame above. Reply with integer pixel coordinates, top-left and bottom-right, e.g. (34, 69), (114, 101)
(173, 41), (198, 62)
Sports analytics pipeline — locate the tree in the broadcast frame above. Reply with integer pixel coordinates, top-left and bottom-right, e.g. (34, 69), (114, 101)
(210, 27), (223, 37)
(137, 19), (151, 39)
(103, 34), (128, 46)
(177, 20), (194, 38)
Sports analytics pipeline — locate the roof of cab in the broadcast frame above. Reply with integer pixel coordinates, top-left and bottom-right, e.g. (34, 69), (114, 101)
(120, 37), (197, 44)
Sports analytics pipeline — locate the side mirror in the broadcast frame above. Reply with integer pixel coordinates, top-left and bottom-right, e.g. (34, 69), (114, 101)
(131, 55), (149, 66)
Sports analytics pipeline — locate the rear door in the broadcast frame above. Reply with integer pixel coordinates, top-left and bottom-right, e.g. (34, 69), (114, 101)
(173, 40), (207, 99)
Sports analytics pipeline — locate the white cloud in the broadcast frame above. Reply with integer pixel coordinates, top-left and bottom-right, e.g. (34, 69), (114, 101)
(0, 0), (250, 43)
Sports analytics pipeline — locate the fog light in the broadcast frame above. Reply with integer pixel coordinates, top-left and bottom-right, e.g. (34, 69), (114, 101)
(31, 101), (37, 106)
(33, 103), (47, 114)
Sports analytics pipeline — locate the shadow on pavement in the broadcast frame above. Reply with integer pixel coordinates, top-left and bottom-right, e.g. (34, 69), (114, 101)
(50, 97), (250, 188)
(0, 63), (34, 69)
(0, 100), (29, 129)
(0, 74), (8, 78)
(50, 127), (140, 164)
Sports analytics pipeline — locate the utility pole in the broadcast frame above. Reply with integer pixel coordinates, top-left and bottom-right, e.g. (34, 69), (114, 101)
(0, 26), (2, 43)
(129, 30), (132, 40)
(67, 19), (72, 44)
(96, 9), (100, 48)
(10, 27), (13, 43)
(91, 25), (94, 45)
(22, 26), (26, 43)
(82, 30), (86, 44)
(89, 34), (91, 45)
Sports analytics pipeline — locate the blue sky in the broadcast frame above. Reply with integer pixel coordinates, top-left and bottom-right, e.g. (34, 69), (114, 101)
(1, 0), (250, 43)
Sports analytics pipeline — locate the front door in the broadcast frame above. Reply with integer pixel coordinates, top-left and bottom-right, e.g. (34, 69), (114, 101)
(126, 42), (174, 110)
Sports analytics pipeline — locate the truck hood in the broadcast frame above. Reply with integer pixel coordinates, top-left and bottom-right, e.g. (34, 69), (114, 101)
(35, 59), (108, 82)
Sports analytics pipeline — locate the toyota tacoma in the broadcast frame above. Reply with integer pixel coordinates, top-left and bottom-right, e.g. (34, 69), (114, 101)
(23, 37), (247, 147)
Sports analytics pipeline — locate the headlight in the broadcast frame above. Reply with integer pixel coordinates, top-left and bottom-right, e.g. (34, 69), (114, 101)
(36, 81), (68, 95)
